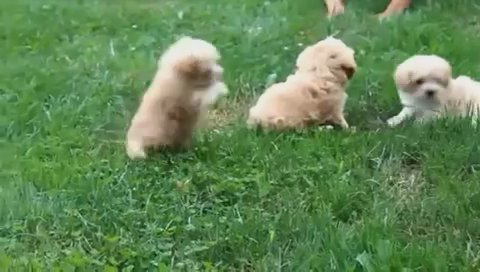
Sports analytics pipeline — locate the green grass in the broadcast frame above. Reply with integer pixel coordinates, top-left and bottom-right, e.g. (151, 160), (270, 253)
(2, 0), (480, 270)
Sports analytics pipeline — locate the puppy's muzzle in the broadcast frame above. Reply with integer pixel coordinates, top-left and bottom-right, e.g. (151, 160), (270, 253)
(425, 89), (436, 98)
(341, 65), (356, 79)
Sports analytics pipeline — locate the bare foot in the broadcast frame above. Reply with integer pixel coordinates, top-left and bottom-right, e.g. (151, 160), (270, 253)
(325, 0), (345, 18)
(378, 0), (411, 19)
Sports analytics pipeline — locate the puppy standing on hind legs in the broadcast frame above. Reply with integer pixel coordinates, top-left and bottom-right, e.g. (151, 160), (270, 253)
(126, 36), (228, 159)
(387, 54), (480, 127)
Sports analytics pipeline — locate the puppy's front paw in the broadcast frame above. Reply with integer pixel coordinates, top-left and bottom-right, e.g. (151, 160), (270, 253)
(246, 117), (259, 129)
(338, 119), (349, 129)
(126, 142), (147, 160)
(386, 117), (399, 127)
(332, 116), (349, 129)
(200, 82), (229, 107)
(318, 125), (334, 131)
(217, 82), (229, 95)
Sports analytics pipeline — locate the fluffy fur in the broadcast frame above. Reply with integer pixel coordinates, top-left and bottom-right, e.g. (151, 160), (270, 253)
(387, 54), (480, 127)
(247, 37), (357, 130)
(126, 36), (228, 159)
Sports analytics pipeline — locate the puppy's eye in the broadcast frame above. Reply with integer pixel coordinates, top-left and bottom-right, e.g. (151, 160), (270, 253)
(330, 54), (337, 59)
(415, 78), (424, 85)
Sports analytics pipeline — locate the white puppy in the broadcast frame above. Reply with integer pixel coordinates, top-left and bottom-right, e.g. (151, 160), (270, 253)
(387, 54), (480, 127)
(125, 36), (228, 159)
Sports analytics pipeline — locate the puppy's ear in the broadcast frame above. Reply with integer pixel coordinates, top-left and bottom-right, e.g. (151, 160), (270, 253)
(296, 46), (317, 71)
(439, 66), (452, 87)
(337, 50), (356, 79)
(393, 65), (412, 89)
(175, 57), (212, 80)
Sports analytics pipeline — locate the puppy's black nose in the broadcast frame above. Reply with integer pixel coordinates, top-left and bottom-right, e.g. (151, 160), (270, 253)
(426, 90), (435, 97)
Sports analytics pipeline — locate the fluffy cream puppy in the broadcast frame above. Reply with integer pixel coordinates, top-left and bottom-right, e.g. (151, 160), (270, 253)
(387, 54), (480, 127)
(247, 37), (356, 130)
(126, 36), (228, 159)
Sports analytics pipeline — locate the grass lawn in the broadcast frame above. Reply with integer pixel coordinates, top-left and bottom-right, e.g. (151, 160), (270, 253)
(2, 0), (480, 270)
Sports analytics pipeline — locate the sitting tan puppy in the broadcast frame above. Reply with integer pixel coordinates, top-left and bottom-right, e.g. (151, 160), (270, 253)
(247, 37), (356, 130)
(126, 36), (228, 159)
(387, 55), (480, 127)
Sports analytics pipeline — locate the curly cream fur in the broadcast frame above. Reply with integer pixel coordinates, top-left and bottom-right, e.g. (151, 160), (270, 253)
(247, 37), (356, 130)
(125, 36), (228, 159)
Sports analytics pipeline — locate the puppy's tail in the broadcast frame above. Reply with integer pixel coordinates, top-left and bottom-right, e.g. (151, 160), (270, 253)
(126, 139), (147, 160)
